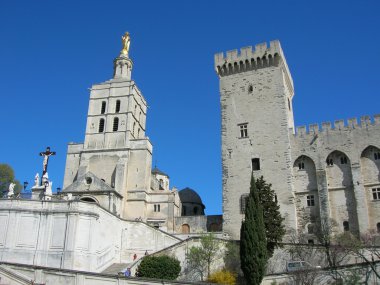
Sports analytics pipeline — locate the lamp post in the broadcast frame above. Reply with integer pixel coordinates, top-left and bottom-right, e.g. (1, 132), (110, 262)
(56, 187), (61, 199)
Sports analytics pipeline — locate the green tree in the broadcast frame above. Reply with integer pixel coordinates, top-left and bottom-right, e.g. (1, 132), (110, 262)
(240, 175), (268, 285)
(186, 234), (220, 281)
(0, 164), (22, 197)
(136, 255), (181, 280)
(256, 176), (286, 258)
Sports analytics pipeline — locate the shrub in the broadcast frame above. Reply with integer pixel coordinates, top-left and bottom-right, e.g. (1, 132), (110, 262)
(136, 255), (181, 280)
(208, 269), (237, 285)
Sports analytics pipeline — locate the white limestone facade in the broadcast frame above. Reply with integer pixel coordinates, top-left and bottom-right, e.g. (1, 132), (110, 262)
(215, 41), (380, 240)
(62, 38), (183, 232)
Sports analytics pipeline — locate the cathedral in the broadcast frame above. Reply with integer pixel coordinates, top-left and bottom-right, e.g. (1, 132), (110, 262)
(0, 33), (379, 284)
(215, 40), (380, 240)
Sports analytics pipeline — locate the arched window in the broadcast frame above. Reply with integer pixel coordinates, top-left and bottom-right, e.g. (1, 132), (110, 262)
(113, 117), (119, 131)
(181, 224), (190, 234)
(137, 128), (140, 138)
(343, 221), (350, 231)
(159, 179), (164, 190)
(80, 197), (97, 203)
(101, 101), (106, 114)
(134, 105), (137, 116)
(99, 118), (105, 133)
(307, 224), (314, 234)
(115, 100), (121, 113)
(133, 122), (136, 136)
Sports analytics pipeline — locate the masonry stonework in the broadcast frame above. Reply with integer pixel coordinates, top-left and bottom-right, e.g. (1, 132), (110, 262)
(215, 41), (380, 240)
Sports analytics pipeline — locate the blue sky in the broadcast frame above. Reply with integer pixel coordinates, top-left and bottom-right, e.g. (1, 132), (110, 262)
(0, 1), (379, 215)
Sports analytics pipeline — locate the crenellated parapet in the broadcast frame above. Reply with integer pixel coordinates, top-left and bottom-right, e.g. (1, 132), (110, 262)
(292, 114), (380, 137)
(216, 41), (292, 85)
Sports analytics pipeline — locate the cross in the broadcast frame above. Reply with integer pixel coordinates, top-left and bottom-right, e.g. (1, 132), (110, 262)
(39, 146), (56, 177)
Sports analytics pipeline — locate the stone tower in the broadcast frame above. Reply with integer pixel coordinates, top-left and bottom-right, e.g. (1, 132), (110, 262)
(63, 33), (153, 219)
(214, 41), (296, 239)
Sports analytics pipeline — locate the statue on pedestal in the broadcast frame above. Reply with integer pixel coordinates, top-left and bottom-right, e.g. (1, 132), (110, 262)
(120, 32), (131, 57)
(34, 173), (39, 188)
(7, 183), (15, 198)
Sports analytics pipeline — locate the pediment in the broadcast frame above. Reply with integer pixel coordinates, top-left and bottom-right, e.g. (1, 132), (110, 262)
(63, 172), (114, 192)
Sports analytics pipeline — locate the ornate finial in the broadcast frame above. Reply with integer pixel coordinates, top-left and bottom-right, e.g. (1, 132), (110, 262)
(121, 32), (131, 57)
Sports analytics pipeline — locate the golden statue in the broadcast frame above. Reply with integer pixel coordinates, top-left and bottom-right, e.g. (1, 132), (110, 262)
(121, 32), (131, 56)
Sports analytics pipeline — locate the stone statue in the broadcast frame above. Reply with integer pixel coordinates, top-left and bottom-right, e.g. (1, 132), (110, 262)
(121, 32), (131, 56)
(34, 173), (39, 187)
(8, 183), (15, 198)
(45, 181), (52, 196)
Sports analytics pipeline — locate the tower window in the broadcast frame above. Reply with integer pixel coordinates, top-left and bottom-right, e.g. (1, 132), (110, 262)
(307, 195), (315, 206)
(239, 123), (248, 138)
(133, 122), (136, 136)
(288, 98), (291, 111)
(340, 156), (348, 164)
(240, 194), (249, 214)
(113, 117), (119, 131)
(343, 221), (349, 231)
(154, 204), (160, 212)
(115, 100), (121, 113)
(101, 101), (106, 114)
(377, 223), (380, 233)
(252, 158), (260, 171)
(137, 128), (140, 138)
(372, 188), (380, 200)
(298, 162), (305, 170)
(99, 119), (105, 133)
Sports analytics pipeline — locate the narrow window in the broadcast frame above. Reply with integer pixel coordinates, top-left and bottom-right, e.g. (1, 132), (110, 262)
(288, 98), (291, 111)
(307, 195), (315, 207)
(134, 105), (137, 116)
(132, 122), (136, 136)
(137, 128), (140, 138)
(240, 194), (249, 214)
(375, 152), (380, 160)
(340, 156), (348, 164)
(157, 204), (160, 212)
(101, 101), (106, 114)
(252, 158), (260, 171)
(194, 207), (198, 215)
(248, 85), (253, 94)
(113, 117), (119, 131)
(159, 179), (164, 190)
(377, 223), (380, 233)
(343, 221), (349, 231)
(274, 194), (278, 203)
(99, 118), (105, 133)
(154, 205), (157, 212)
(115, 100), (121, 113)
(239, 123), (248, 138)
(372, 188), (380, 200)
(326, 158), (333, 166)
(298, 162), (305, 170)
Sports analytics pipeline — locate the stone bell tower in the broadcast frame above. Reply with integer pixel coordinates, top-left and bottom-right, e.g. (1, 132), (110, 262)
(63, 32), (153, 219)
(214, 41), (296, 239)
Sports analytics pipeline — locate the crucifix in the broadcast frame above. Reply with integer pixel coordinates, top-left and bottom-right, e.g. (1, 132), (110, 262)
(39, 146), (56, 183)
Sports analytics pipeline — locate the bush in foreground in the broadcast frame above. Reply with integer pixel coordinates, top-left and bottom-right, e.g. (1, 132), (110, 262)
(136, 255), (181, 280)
(208, 269), (237, 285)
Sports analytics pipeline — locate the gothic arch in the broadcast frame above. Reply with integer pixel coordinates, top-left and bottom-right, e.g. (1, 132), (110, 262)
(325, 150), (358, 234)
(293, 155), (317, 192)
(325, 150), (352, 188)
(360, 145), (380, 184)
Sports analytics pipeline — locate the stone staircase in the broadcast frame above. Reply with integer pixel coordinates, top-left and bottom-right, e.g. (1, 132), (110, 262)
(101, 263), (131, 275)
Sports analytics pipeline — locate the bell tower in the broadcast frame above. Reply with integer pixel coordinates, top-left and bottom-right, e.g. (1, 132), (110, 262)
(63, 32), (153, 219)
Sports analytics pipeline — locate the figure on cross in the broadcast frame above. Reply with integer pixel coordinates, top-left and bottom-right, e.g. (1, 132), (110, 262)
(39, 147), (56, 184)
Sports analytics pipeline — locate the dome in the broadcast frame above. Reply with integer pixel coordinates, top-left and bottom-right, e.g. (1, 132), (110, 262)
(179, 187), (204, 205)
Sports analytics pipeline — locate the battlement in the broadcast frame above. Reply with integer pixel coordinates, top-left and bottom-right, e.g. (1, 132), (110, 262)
(293, 114), (380, 137)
